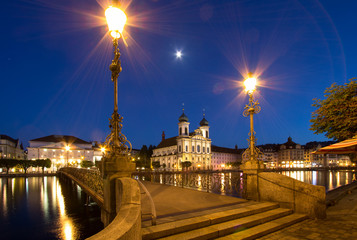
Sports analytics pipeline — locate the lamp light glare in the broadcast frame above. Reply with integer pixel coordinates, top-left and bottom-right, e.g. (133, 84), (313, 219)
(244, 77), (257, 94)
(105, 6), (127, 39)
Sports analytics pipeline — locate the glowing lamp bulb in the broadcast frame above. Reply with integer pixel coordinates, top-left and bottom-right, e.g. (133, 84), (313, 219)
(101, 147), (106, 153)
(65, 146), (70, 151)
(105, 6), (127, 39)
(244, 74), (257, 94)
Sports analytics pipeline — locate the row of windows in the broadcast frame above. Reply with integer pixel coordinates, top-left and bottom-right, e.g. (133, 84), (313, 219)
(178, 145), (209, 153)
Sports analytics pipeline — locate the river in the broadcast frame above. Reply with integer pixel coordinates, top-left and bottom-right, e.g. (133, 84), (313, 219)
(0, 176), (103, 240)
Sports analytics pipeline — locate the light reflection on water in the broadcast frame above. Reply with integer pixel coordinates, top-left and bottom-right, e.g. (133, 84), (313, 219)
(280, 170), (356, 191)
(0, 176), (103, 240)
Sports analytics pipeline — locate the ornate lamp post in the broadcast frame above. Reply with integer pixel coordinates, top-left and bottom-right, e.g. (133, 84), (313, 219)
(241, 72), (264, 200)
(103, 0), (132, 158)
(242, 72), (262, 164)
(101, 0), (135, 226)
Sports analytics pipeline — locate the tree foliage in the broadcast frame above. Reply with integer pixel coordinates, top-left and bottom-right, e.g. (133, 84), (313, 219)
(152, 161), (161, 169)
(80, 160), (94, 168)
(226, 161), (241, 168)
(310, 78), (357, 141)
(19, 160), (34, 173)
(181, 161), (192, 170)
(35, 159), (52, 173)
(135, 145), (156, 169)
(0, 159), (19, 174)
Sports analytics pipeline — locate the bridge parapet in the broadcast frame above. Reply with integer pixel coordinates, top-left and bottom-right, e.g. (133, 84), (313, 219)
(59, 168), (103, 198)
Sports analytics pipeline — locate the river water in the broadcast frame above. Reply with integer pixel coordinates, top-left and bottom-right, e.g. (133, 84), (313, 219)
(280, 170), (356, 191)
(0, 176), (103, 240)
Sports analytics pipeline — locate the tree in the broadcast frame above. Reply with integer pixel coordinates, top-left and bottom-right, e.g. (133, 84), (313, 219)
(19, 160), (34, 173)
(226, 161), (241, 168)
(35, 159), (52, 173)
(0, 159), (18, 174)
(80, 160), (94, 168)
(181, 161), (192, 170)
(310, 78), (357, 141)
(152, 161), (161, 170)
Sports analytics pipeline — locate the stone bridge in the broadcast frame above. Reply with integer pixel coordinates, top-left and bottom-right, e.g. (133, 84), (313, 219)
(58, 167), (104, 207)
(58, 168), (327, 240)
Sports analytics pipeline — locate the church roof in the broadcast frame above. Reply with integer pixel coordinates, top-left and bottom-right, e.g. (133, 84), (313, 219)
(211, 145), (242, 154)
(30, 135), (90, 144)
(156, 136), (177, 148)
(281, 137), (298, 148)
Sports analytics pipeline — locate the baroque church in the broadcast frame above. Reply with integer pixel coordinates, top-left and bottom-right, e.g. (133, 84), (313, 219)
(151, 110), (212, 170)
(151, 110), (242, 171)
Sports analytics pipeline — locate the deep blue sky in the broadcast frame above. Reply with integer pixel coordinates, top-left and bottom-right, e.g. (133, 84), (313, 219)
(1, 0), (356, 149)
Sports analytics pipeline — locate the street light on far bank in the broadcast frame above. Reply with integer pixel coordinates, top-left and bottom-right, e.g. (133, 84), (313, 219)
(65, 145), (70, 167)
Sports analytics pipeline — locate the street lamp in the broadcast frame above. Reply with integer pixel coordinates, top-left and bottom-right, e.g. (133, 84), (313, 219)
(242, 72), (262, 165)
(103, 0), (132, 157)
(65, 145), (70, 167)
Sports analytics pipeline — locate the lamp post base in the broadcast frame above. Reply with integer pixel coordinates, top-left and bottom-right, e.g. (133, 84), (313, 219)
(241, 160), (265, 201)
(101, 154), (135, 226)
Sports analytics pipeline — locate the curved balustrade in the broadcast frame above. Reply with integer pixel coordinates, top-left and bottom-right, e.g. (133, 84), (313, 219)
(132, 171), (244, 198)
(59, 168), (103, 201)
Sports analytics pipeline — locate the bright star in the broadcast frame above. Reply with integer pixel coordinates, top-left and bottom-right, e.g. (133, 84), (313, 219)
(176, 50), (182, 59)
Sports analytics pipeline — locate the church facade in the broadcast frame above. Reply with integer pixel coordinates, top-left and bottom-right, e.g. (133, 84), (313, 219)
(151, 111), (241, 171)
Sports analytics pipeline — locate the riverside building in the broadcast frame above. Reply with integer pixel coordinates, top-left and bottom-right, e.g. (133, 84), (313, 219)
(0, 134), (25, 159)
(27, 135), (103, 170)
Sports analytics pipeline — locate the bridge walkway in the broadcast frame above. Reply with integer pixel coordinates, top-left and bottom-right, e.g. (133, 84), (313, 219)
(140, 182), (307, 239)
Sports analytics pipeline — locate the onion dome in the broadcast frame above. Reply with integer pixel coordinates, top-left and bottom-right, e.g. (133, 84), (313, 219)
(200, 117), (209, 126)
(179, 112), (189, 122)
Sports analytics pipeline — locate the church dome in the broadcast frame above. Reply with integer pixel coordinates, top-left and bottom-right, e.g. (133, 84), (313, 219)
(200, 117), (209, 126)
(179, 112), (189, 122)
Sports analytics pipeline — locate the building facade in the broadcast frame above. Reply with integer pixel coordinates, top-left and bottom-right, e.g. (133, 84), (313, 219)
(211, 145), (242, 170)
(0, 135), (25, 159)
(151, 111), (241, 170)
(27, 135), (103, 169)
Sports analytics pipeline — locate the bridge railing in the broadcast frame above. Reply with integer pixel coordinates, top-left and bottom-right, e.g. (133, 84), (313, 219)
(132, 170), (244, 198)
(60, 167), (103, 197)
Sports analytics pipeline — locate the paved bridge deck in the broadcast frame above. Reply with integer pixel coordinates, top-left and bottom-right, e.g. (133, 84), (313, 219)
(140, 181), (247, 227)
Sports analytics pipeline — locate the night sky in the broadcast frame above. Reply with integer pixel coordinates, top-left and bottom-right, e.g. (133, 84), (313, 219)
(1, 0), (356, 149)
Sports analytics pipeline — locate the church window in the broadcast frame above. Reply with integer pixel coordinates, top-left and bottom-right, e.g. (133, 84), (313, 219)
(203, 147), (205, 153)
(207, 147), (209, 153)
(180, 127), (182, 135)
(185, 127), (188, 135)
(206, 131), (208, 138)
(192, 146), (194, 152)
(186, 145), (188, 152)
(197, 145), (200, 152)
(179, 145), (182, 152)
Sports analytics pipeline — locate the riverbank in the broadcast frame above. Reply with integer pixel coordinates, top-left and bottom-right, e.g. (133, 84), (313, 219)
(0, 172), (57, 177)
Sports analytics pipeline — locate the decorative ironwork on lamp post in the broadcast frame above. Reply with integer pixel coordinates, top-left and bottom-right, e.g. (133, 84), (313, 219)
(242, 72), (263, 164)
(103, 0), (132, 158)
